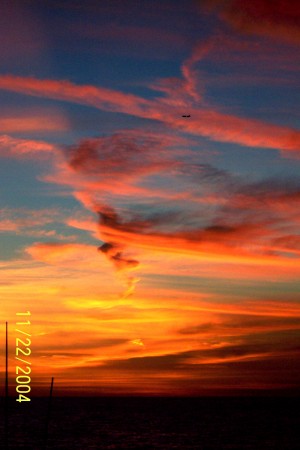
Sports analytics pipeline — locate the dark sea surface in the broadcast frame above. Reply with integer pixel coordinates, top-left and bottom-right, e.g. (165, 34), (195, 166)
(0, 396), (299, 449)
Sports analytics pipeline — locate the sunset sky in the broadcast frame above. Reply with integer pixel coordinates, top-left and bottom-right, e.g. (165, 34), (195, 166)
(1, 0), (300, 396)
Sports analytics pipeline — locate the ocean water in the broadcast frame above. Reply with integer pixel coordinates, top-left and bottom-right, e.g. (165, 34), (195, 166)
(0, 396), (299, 449)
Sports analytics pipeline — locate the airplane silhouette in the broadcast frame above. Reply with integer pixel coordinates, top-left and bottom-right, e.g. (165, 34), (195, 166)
(182, 115), (191, 118)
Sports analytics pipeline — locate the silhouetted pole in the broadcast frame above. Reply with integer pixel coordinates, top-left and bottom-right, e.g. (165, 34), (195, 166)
(5, 321), (8, 450)
(43, 377), (54, 450)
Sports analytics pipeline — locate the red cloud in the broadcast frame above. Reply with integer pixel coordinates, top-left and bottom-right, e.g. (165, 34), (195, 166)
(201, 0), (300, 45)
(68, 133), (176, 180)
(223, 0), (300, 45)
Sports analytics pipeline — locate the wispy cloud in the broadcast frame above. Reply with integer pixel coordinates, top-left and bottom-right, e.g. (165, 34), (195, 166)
(0, 75), (299, 156)
(0, 107), (70, 134)
(0, 134), (58, 158)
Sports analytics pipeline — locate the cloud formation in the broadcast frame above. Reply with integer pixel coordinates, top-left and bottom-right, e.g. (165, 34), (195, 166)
(0, 107), (70, 134)
(27, 126), (297, 285)
(0, 75), (299, 156)
(0, 134), (58, 158)
(99, 241), (139, 271)
(98, 210), (140, 298)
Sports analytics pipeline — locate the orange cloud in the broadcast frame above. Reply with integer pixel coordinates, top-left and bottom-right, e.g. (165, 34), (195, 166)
(21, 127), (297, 288)
(26, 242), (98, 265)
(2, 124), (297, 291)
(0, 219), (18, 232)
(2, 242), (300, 394)
(98, 216), (300, 269)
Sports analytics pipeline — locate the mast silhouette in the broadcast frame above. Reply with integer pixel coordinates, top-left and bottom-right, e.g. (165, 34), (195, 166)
(43, 376), (54, 450)
(5, 321), (8, 449)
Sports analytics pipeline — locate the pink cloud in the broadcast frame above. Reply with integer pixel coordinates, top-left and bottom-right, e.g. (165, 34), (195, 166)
(0, 219), (18, 232)
(0, 75), (147, 116)
(180, 39), (216, 101)
(41, 131), (193, 209)
(0, 134), (58, 159)
(0, 74), (299, 156)
(0, 107), (70, 134)
(0, 207), (82, 242)
(68, 134), (176, 180)
(170, 110), (300, 155)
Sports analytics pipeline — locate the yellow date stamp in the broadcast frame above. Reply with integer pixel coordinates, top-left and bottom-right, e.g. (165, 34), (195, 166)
(15, 311), (31, 402)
